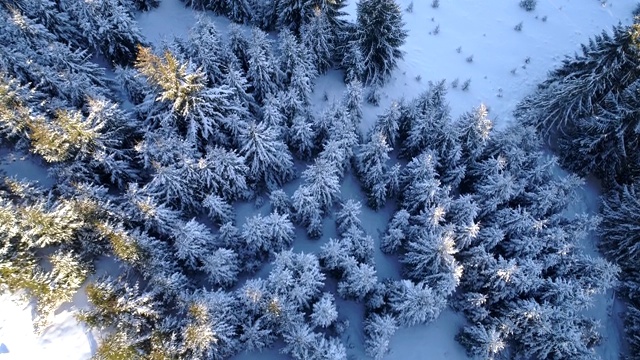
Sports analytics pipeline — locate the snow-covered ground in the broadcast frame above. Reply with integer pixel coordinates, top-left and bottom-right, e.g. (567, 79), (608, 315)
(1, 0), (635, 359)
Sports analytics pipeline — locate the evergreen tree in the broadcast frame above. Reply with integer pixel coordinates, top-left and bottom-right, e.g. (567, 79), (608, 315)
(457, 324), (506, 360)
(227, 0), (254, 23)
(455, 104), (493, 165)
(247, 28), (282, 104)
(381, 209), (410, 253)
(291, 185), (324, 238)
(201, 146), (250, 201)
(278, 29), (317, 87)
(599, 183), (640, 269)
(188, 15), (230, 84)
(371, 100), (403, 147)
(298, 158), (341, 212)
(388, 280), (447, 327)
(172, 218), (213, 269)
(335, 199), (363, 236)
(276, 0), (314, 33)
(516, 23), (640, 136)
(301, 9), (334, 74)
(337, 261), (377, 300)
(281, 321), (321, 360)
(311, 293), (338, 328)
(201, 248), (240, 287)
(356, 131), (393, 209)
(269, 189), (293, 215)
(402, 224), (462, 291)
(288, 113), (317, 160)
(239, 121), (295, 188)
(227, 24), (251, 72)
(268, 250), (325, 309)
(356, 0), (408, 85)
(202, 194), (235, 225)
(343, 80), (364, 129)
(341, 39), (365, 84)
(364, 313), (398, 360)
(401, 80), (451, 159)
(61, 0), (146, 65)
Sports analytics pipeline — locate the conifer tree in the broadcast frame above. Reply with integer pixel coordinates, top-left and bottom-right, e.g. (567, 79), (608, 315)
(301, 9), (334, 74)
(247, 28), (282, 104)
(356, 131), (393, 209)
(61, 0), (146, 65)
(387, 280), (447, 327)
(227, 0), (254, 23)
(356, 0), (408, 85)
(364, 313), (398, 360)
(239, 121), (295, 188)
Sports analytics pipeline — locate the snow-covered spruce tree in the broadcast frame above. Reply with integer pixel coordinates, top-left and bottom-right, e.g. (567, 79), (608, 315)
(402, 224), (462, 291)
(241, 212), (295, 261)
(399, 151), (451, 216)
(335, 199), (363, 235)
(239, 121), (295, 188)
(343, 80), (364, 129)
(179, 291), (240, 359)
(456, 323), (506, 360)
(356, 0), (408, 85)
(135, 47), (242, 146)
(61, 0), (146, 65)
(515, 22), (640, 137)
(276, 0), (344, 34)
(341, 37), (366, 84)
(202, 194), (235, 225)
(79, 276), (166, 358)
(387, 279), (447, 327)
(171, 218), (214, 269)
(187, 15), (231, 85)
(301, 8), (335, 75)
(356, 131), (393, 209)
(247, 28), (283, 104)
(311, 292), (338, 328)
(268, 250), (325, 309)
(291, 185), (324, 238)
(557, 79), (640, 185)
(0, 10), (110, 108)
(227, 23), (251, 72)
(201, 248), (240, 288)
(455, 103), (493, 166)
(402, 85), (465, 185)
(364, 313), (398, 360)
(278, 29), (317, 87)
(400, 80), (452, 158)
(296, 158), (341, 214)
(380, 209), (410, 254)
(2, 0), (84, 47)
(337, 260), (377, 300)
(370, 99), (403, 148)
(226, 0), (254, 24)
(599, 183), (640, 270)
(280, 321), (322, 359)
(288, 113), (317, 160)
(121, 183), (182, 237)
(199, 146), (250, 201)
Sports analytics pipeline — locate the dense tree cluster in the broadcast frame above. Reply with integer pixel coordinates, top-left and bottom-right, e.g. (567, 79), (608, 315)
(0, 1), (624, 359)
(361, 81), (618, 360)
(519, 20), (640, 358)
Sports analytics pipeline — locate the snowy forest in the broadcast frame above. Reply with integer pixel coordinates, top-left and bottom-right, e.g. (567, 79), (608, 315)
(0, 0), (638, 359)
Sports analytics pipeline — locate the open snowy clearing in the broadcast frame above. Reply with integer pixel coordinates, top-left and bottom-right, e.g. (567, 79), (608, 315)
(1, 0), (636, 359)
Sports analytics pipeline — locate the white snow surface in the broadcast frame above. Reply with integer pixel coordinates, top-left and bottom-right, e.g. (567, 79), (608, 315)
(2, 0), (636, 359)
